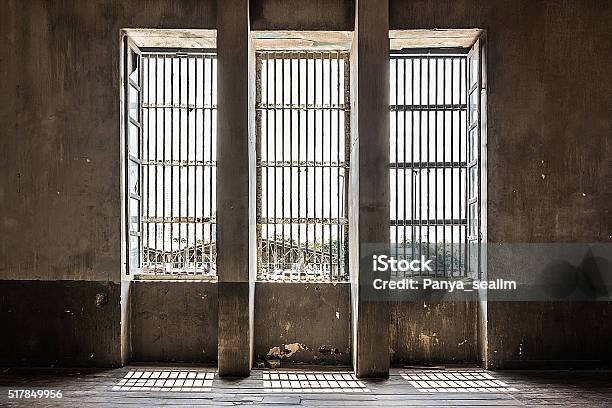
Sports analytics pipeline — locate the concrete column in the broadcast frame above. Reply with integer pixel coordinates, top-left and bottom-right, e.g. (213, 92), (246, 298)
(216, 0), (256, 377)
(350, 0), (391, 378)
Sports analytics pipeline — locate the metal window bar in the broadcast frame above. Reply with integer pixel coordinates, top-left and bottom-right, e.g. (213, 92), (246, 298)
(256, 51), (350, 282)
(139, 51), (217, 276)
(390, 52), (470, 277)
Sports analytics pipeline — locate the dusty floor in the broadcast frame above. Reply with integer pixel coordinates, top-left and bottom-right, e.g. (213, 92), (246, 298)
(1, 366), (611, 406)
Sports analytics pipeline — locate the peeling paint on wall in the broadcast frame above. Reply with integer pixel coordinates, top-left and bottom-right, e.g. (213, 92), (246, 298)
(267, 342), (309, 358)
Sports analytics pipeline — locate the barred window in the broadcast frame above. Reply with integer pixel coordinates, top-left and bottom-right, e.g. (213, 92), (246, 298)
(126, 48), (218, 277)
(256, 51), (350, 281)
(390, 51), (478, 277)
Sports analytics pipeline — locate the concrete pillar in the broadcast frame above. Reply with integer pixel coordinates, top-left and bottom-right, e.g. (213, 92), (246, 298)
(216, 0), (256, 377)
(350, 0), (391, 378)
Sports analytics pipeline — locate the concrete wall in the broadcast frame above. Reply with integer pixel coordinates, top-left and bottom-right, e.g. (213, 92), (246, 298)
(0, 281), (121, 367)
(390, 302), (478, 365)
(0, 0), (217, 367)
(254, 283), (351, 365)
(387, 0), (612, 368)
(258, 0), (612, 369)
(131, 282), (218, 363)
(486, 302), (612, 368)
(251, 0), (354, 30)
(1, 0), (611, 369)
(0, 1), (217, 283)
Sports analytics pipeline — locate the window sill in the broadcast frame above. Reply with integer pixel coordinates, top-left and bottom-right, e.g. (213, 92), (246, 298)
(132, 274), (218, 282)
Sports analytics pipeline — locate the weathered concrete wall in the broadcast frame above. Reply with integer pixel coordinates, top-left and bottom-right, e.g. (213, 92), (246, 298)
(388, 0), (612, 368)
(250, 0), (354, 30)
(1, 0), (610, 369)
(0, 281), (121, 367)
(131, 281), (218, 363)
(390, 302), (478, 365)
(389, 1), (611, 243)
(0, 0), (217, 283)
(487, 301), (612, 368)
(0, 0), (217, 367)
(254, 283), (351, 365)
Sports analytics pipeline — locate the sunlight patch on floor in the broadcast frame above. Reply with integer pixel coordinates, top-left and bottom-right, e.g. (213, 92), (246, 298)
(401, 370), (519, 393)
(112, 369), (216, 392)
(262, 370), (370, 393)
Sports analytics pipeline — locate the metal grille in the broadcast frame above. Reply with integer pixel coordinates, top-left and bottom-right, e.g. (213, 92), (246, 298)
(390, 52), (469, 277)
(256, 51), (350, 281)
(139, 51), (217, 276)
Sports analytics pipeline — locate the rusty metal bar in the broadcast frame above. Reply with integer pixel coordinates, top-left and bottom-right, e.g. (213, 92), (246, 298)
(290, 58), (302, 270)
(434, 57), (438, 275)
(459, 57), (465, 274)
(327, 52), (332, 275)
(463, 56), (469, 274)
(154, 55), (159, 271)
(416, 58), (422, 257)
(170, 56), (175, 262)
(426, 54), (430, 262)
(184, 56), (189, 272)
(442, 56), (446, 276)
(402, 57), (407, 263)
(193, 55), (198, 270)
(145, 53), (151, 273)
(336, 53), (341, 276)
(265, 55), (271, 272)
(305, 53), (310, 274)
(450, 56), (454, 277)
(273, 55), (279, 269)
(394, 57), (399, 261)
(320, 52), (325, 277)
(313, 53), (318, 274)
(411, 57), (416, 260)
(200, 55), (212, 270)
(208, 55), (215, 274)
(281, 53), (286, 269)
(162, 55), (166, 272)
